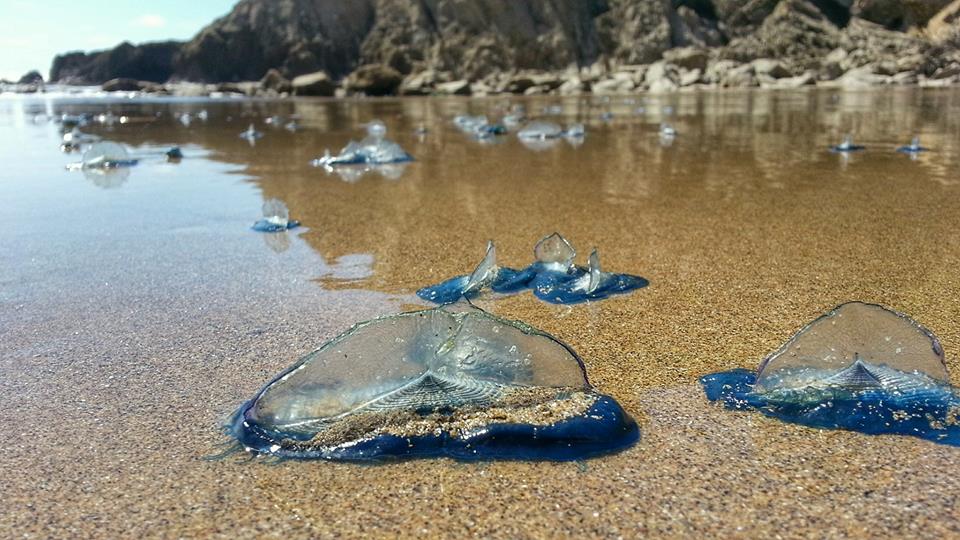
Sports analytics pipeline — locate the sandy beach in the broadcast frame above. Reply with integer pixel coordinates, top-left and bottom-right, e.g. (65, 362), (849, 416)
(2, 88), (960, 538)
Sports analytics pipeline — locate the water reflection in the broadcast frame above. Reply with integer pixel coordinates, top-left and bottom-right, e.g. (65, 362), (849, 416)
(4, 87), (960, 298)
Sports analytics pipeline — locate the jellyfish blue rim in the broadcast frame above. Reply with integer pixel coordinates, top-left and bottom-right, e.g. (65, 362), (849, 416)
(224, 301), (640, 461)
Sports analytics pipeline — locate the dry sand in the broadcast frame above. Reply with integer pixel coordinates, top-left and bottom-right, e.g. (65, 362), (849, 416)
(2, 89), (960, 538)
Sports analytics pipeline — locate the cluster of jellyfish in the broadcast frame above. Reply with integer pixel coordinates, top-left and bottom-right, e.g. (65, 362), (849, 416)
(830, 134), (931, 157)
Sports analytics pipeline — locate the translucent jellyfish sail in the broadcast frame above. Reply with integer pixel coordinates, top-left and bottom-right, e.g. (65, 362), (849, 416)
(226, 301), (638, 461)
(417, 233), (648, 305)
(79, 142), (139, 169)
(754, 302), (948, 391)
(251, 198), (300, 233)
(518, 121), (563, 140)
(701, 302), (960, 447)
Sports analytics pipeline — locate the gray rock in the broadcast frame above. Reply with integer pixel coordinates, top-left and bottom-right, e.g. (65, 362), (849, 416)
(17, 71), (43, 85)
(260, 68), (291, 94)
(821, 48), (850, 80)
(722, 64), (759, 87)
(102, 78), (147, 92)
(679, 68), (703, 87)
(344, 64), (403, 96)
(558, 76), (588, 95)
(752, 59), (792, 78)
(663, 47), (709, 71)
(592, 75), (635, 94)
(435, 79), (472, 96)
(399, 70), (437, 96)
(292, 71), (336, 96)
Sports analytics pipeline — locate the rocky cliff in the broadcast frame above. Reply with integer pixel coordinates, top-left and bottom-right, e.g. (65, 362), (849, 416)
(47, 0), (960, 93)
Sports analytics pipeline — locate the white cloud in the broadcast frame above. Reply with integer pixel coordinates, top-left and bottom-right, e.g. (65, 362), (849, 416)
(133, 14), (167, 29)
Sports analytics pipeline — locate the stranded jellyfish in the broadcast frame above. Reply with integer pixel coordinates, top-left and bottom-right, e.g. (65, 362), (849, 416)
(897, 136), (929, 155)
(312, 121), (412, 168)
(830, 134), (865, 153)
(251, 198), (300, 233)
(226, 301), (638, 461)
(417, 233), (648, 305)
(701, 302), (960, 446)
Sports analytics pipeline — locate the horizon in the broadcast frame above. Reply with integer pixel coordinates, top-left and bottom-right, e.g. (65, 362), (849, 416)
(0, 0), (236, 81)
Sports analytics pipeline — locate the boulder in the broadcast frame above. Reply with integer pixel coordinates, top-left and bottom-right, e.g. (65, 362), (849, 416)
(820, 48), (850, 80)
(558, 76), (589, 95)
(344, 64), (403, 96)
(663, 47), (709, 71)
(751, 59), (792, 78)
(722, 64), (759, 87)
(927, 0), (960, 42)
(399, 70), (438, 96)
(17, 71), (44, 85)
(259, 68), (291, 93)
(838, 65), (889, 87)
(679, 68), (703, 86)
(102, 78), (147, 92)
(853, 0), (953, 30)
(434, 79), (472, 96)
(292, 71), (336, 96)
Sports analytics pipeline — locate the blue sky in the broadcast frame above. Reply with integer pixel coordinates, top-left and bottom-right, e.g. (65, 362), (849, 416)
(0, 0), (237, 80)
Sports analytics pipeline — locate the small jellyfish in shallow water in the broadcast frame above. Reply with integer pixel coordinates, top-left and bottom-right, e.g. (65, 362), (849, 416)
(240, 124), (263, 144)
(311, 120), (412, 172)
(417, 233), (648, 305)
(251, 198), (300, 233)
(830, 134), (865, 153)
(224, 300), (638, 461)
(659, 123), (677, 138)
(284, 121), (299, 132)
(565, 123), (586, 139)
(179, 113), (192, 127)
(75, 142), (139, 169)
(701, 302), (960, 446)
(897, 136), (929, 155)
(518, 121), (563, 141)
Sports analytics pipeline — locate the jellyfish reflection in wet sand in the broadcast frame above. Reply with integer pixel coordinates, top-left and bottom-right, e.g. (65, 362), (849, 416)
(252, 198), (300, 233)
(701, 302), (960, 446)
(417, 233), (648, 304)
(226, 301), (638, 461)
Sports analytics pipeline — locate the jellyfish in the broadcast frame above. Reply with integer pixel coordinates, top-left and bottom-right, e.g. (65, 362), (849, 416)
(600, 112), (614, 122)
(897, 136), (929, 155)
(225, 300), (638, 461)
(532, 249), (650, 304)
(659, 123), (677, 138)
(416, 241), (537, 304)
(311, 120), (413, 171)
(701, 302), (960, 446)
(240, 124), (263, 143)
(564, 124), (586, 139)
(830, 134), (865, 153)
(251, 198), (301, 233)
(61, 127), (100, 151)
(517, 121), (563, 141)
(75, 142), (139, 169)
(284, 121), (299, 132)
(179, 113), (192, 127)
(417, 233), (648, 305)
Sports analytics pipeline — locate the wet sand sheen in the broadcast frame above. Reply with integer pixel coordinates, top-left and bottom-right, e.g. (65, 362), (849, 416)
(2, 88), (960, 538)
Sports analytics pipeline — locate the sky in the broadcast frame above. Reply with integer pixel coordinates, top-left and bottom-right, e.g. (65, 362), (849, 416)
(0, 0), (238, 80)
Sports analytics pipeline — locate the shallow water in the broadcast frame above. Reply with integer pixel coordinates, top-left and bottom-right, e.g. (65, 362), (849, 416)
(2, 89), (960, 538)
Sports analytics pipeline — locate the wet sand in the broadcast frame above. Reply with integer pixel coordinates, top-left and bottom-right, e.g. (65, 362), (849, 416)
(2, 88), (960, 538)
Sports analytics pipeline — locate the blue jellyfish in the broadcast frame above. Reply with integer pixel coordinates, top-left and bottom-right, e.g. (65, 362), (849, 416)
(239, 124), (263, 143)
(225, 300), (638, 461)
(417, 233), (648, 305)
(701, 302), (960, 446)
(311, 120), (413, 169)
(252, 199), (300, 233)
(830, 134), (865, 153)
(897, 136), (929, 155)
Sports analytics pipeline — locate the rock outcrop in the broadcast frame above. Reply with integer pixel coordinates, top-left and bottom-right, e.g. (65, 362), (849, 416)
(45, 0), (960, 94)
(50, 41), (181, 85)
